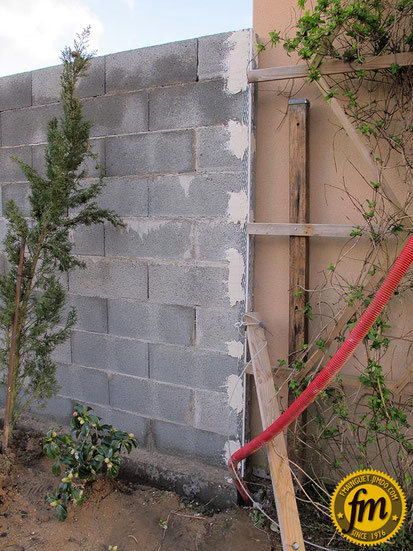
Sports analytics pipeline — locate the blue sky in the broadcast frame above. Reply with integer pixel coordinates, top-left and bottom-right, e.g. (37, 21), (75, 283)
(0, 0), (252, 77)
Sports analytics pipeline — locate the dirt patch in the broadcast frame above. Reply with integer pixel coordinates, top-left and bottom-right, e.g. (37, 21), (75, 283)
(0, 433), (280, 551)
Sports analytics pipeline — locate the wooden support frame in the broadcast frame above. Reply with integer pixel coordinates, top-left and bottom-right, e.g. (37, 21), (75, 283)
(248, 222), (355, 237)
(246, 313), (305, 551)
(247, 52), (413, 83)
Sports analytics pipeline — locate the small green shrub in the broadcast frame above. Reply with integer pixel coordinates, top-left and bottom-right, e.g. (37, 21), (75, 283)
(43, 404), (138, 521)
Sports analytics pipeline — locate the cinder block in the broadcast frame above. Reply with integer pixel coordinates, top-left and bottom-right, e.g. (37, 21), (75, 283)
(32, 56), (105, 105)
(108, 299), (194, 346)
(196, 125), (245, 172)
(83, 91), (148, 138)
(194, 389), (238, 436)
(106, 39), (197, 92)
(0, 72), (32, 111)
(64, 294), (108, 333)
(152, 419), (228, 467)
(105, 130), (194, 176)
(198, 30), (250, 82)
(32, 138), (105, 178)
(71, 330), (149, 378)
(56, 362), (109, 405)
(69, 257), (147, 300)
(98, 177), (148, 217)
(31, 394), (77, 423)
(109, 373), (150, 414)
(149, 343), (238, 391)
(148, 173), (242, 218)
(51, 338), (72, 364)
(196, 221), (245, 262)
(1, 103), (62, 146)
(149, 80), (243, 131)
(0, 146), (32, 183)
(105, 219), (192, 260)
(95, 406), (150, 445)
(149, 265), (229, 308)
(71, 224), (105, 256)
(2, 183), (31, 217)
(0, 219), (9, 252)
(196, 307), (242, 353)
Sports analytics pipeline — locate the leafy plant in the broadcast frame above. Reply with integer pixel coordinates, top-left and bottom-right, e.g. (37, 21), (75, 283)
(0, 28), (124, 450)
(43, 404), (138, 521)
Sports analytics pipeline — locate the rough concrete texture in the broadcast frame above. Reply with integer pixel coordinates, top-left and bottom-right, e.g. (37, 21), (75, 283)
(0, 30), (252, 473)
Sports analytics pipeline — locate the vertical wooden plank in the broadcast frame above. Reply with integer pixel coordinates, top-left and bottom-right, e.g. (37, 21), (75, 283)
(288, 99), (310, 472)
(246, 313), (305, 551)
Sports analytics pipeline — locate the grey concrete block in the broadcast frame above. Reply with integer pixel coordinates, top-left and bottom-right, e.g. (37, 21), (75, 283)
(71, 224), (105, 256)
(32, 56), (105, 105)
(0, 219), (9, 252)
(149, 265), (229, 308)
(51, 338), (72, 364)
(2, 183), (31, 217)
(194, 389), (238, 436)
(105, 219), (191, 260)
(198, 30), (250, 83)
(83, 91), (148, 138)
(148, 173), (242, 218)
(1, 103), (62, 146)
(197, 125), (245, 172)
(197, 32), (232, 80)
(0, 72), (32, 111)
(108, 299), (194, 346)
(96, 406), (150, 445)
(0, 146), (32, 182)
(196, 307), (241, 353)
(32, 394), (77, 423)
(56, 362), (109, 405)
(69, 257), (147, 300)
(196, 221), (245, 262)
(109, 375), (194, 425)
(149, 80), (243, 131)
(149, 343), (238, 391)
(109, 374), (149, 414)
(71, 330), (148, 377)
(65, 293), (108, 333)
(105, 130), (194, 176)
(32, 138), (105, 178)
(98, 177), (148, 217)
(106, 39), (197, 92)
(152, 419), (228, 467)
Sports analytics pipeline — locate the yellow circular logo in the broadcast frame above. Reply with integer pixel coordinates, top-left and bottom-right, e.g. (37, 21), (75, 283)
(330, 469), (406, 546)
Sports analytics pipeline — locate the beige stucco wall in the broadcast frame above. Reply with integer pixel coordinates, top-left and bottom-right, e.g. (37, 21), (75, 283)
(250, 0), (412, 473)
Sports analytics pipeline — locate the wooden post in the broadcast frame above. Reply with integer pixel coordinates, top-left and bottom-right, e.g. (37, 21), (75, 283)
(288, 98), (310, 472)
(246, 313), (305, 551)
(3, 238), (25, 452)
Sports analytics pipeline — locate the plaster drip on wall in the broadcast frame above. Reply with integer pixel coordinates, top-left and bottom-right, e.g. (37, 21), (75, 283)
(225, 373), (244, 413)
(122, 218), (169, 239)
(226, 119), (248, 159)
(226, 248), (244, 306)
(227, 190), (248, 225)
(225, 30), (249, 94)
(177, 174), (194, 197)
(226, 340), (244, 358)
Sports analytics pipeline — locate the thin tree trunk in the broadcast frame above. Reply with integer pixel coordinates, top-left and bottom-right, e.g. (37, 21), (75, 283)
(2, 238), (26, 452)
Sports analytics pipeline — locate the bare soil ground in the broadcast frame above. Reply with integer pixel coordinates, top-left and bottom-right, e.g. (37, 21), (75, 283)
(0, 431), (281, 551)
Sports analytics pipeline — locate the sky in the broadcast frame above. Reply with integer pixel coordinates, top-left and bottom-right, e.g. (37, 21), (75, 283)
(0, 0), (252, 77)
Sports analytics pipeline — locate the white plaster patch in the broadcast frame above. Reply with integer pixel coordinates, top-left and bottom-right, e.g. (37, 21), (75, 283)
(226, 340), (244, 359)
(225, 30), (250, 94)
(227, 190), (248, 225)
(225, 374), (244, 413)
(123, 218), (168, 239)
(226, 119), (248, 160)
(178, 174), (194, 198)
(226, 248), (244, 306)
(224, 439), (241, 464)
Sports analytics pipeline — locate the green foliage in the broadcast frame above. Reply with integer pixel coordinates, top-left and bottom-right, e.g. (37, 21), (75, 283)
(0, 28), (124, 427)
(43, 404), (138, 521)
(249, 509), (266, 528)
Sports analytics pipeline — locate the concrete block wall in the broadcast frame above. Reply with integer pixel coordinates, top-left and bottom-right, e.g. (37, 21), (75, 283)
(0, 30), (253, 467)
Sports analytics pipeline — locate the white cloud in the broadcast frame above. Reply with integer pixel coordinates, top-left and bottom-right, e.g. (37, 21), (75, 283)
(122, 0), (135, 9)
(0, 0), (104, 77)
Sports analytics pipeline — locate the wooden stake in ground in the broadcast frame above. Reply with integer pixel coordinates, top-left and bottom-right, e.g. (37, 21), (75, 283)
(288, 99), (310, 474)
(246, 313), (305, 551)
(3, 238), (26, 452)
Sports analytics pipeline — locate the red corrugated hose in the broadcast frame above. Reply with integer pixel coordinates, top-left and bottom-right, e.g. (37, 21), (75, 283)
(229, 235), (413, 502)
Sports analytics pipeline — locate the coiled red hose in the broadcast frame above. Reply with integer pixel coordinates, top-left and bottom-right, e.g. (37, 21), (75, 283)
(229, 235), (413, 502)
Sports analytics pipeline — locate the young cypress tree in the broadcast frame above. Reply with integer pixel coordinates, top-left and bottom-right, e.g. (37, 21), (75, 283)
(0, 28), (123, 450)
